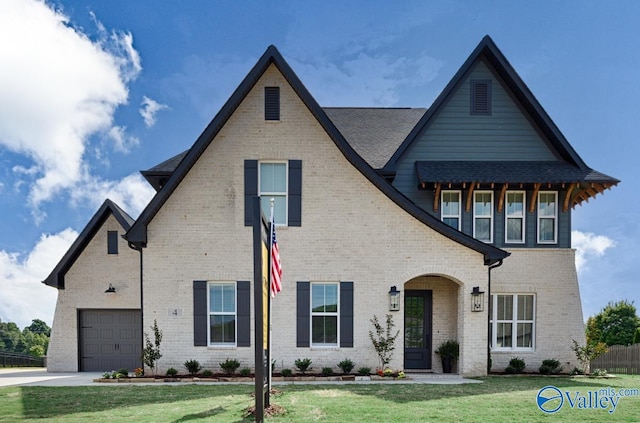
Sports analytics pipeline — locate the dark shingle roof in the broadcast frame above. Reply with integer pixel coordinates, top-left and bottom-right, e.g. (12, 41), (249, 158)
(415, 161), (620, 184)
(324, 108), (426, 168)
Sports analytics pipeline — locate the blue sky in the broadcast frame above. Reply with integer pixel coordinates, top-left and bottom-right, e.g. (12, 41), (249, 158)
(1, 0), (638, 328)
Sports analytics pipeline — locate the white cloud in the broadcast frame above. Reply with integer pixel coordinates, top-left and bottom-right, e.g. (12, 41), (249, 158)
(139, 96), (169, 127)
(572, 230), (615, 273)
(0, 0), (141, 211)
(0, 229), (78, 328)
(70, 172), (155, 218)
(107, 125), (140, 153)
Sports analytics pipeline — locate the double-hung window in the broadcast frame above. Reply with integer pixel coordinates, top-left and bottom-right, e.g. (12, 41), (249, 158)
(505, 191), (525, 243)
(259, 161), (287, 225)
(490, 294), (535, 351)
(311, 283), (339, 346)
(441, 191), (461, 230)
(473, 191), (493, 243)
(537, 191), (557, 244)
(209, 283), (236, 345)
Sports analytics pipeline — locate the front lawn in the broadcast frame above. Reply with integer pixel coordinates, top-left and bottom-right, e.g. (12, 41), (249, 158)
(0, 375), (638, 422)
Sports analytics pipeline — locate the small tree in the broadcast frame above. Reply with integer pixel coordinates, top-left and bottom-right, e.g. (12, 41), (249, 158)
(142, 319), (163, 375)
(572, 339), (608, 374)
(369, 314), (400, 370)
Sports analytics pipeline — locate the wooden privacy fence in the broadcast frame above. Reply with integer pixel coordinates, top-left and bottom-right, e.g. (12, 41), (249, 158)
(0, 351), (45, 368)
(591, 344), (640, 375)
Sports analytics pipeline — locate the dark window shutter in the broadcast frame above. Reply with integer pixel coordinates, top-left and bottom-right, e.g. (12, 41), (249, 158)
(471, 80), (492, 115)
(244, 160), (258, 226)
(107, 231), (118, 254)
(296, 281), (310, 347)
(193, 280), (208, 346)
(265, 87), (280, 121)
(340, 281), (354, 348)
(288, 160), (302, 227)
(236, 281), (251, 347)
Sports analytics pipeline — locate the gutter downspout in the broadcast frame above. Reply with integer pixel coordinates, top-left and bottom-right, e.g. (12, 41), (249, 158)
(487, 259), (503, 374)
(128, 241), (144, 370)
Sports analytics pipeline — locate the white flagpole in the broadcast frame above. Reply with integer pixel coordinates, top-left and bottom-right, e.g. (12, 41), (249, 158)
(268, 198), (275, 395)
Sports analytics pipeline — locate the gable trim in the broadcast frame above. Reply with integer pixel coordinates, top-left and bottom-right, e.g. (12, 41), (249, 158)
(42, 199), (135, 289)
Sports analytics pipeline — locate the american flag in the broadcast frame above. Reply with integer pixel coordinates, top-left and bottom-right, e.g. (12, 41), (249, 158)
(270, 217), (282, 298)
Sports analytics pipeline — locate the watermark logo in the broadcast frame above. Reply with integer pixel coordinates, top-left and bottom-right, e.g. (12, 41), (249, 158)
(537, 385), (639, 414)
(537, 386), (563, 413)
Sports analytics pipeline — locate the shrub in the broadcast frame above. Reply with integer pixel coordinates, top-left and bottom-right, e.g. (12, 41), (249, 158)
(166, 367), (178, 377)
(281, 368), (293, 377)
(322, 367), (334, 376)
(591, 368), (608, 377)
(117, 368), (129, 377)
(294, 358), (312, 374)
(338, 359), (355, 374)
(184, 359), (202, 375)
(570, 367), (584, 376)
(201, 369), (214, 377)
(102, 371), (111, 379)
(539, 359), (562, 375)
(357, 367), (371, 376)
(219, 358), (241, 375)
(505, 357), (525, 374)
(240, 368), (252, 377)
(369, 314), (400, 370)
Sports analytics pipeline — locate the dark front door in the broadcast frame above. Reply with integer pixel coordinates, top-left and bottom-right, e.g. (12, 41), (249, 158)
(404, 290), (432, 369)
(79, 310), (142, 372)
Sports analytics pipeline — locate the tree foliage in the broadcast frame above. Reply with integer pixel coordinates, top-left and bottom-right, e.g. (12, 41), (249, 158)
(0, 318), (50, 357)
(368, 314), (400, 370)
(142, 319), (163, 375)
(586, 300), (640, 346)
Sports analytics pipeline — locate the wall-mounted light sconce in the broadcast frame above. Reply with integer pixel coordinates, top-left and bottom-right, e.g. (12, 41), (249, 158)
(471, 286), (484, 312)
(105, 283), (116, 293)
(388, 286), (401, 311)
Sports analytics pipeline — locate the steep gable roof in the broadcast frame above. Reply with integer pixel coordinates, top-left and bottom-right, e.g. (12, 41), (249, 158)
(126, 45), (508, 265)
(43, 199), (135, 289)
(385, 35), (590, 172)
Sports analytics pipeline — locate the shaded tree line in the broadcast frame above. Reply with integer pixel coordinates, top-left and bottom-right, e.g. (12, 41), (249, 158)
(0, 318), (50, 357)
(586, 300), (640, 347)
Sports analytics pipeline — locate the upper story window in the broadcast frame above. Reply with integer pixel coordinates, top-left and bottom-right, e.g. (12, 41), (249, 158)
(259, 161), (287, 225)
(265, 87), (280, 121)
(470, 79), (492, 115)
(537, 191), (557, 244)
(505, 191), (525, 243)
(209, 282), (236, 345)
(490, 294), (535, 351)
(441, 190), (461, 230)
(107, 231), (118, 254)
(473, 191), (493, 243)
(311, 283), (339, 347)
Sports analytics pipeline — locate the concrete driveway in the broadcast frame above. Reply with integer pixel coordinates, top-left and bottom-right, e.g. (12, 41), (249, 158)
(0, 368), (102, 387)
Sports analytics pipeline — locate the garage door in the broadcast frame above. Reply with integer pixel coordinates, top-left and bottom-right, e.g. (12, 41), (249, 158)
(79, 310), (142, 372)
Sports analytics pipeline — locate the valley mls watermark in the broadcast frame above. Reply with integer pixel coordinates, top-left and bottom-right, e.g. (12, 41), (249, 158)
(537, 385), (640, 414)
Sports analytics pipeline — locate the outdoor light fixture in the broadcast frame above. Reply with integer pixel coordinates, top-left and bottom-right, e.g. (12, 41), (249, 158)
(105, 284), (116, 293)
(388, 286), (401, 311)
(471, 286), (484, 312)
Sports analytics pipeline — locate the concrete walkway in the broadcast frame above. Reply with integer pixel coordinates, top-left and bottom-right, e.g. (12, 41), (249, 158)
(0, 368), (481, 387)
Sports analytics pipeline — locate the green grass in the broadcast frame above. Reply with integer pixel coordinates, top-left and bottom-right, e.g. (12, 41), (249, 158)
(0, 376), (639, 422)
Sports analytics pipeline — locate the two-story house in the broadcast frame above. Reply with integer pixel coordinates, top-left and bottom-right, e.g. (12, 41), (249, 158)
(44, 36), (618, 376)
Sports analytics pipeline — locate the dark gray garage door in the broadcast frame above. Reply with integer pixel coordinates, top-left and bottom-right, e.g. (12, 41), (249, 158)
(79, 310), (142, 372)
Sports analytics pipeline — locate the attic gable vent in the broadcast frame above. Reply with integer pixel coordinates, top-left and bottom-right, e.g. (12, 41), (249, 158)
(265, 86), (280, 121)
(471, 80), (492, 115)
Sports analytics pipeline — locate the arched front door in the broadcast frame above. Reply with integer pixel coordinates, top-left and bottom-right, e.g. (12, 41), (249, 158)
(404, 290), (432, 369)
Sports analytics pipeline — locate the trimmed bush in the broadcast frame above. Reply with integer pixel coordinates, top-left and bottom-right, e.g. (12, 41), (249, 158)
(539, 359), (562, 375)
(219, 358), (241, 375)
(184, 360), (202, 375)
(322, 367), (334, 376)
(166, 367), (178, 377)
(357, 367), (371, 376)
(240, 368), (251, 377)
(505, 357), (526, 374)
(338, 358), (355, 374)
(281, 368), (293, 377)
(201, 369), (214, 377)
(294, 358), (312, 374)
